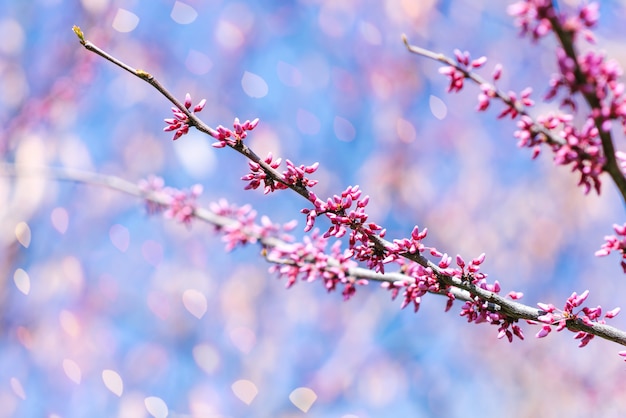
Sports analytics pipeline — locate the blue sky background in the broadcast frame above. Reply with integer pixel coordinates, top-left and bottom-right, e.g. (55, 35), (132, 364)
(2, 0), (626, 417)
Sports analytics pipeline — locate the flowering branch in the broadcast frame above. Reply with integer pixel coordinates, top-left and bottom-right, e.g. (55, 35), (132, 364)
(3, 162), (626, 349)
(402, 1), (626, 204)
(71, 26), (218, 140)
(540, 3), (626, 210)
(69, 13), (626, 356)
(401, 35), (562, 147)
(71, 26), (310, 202)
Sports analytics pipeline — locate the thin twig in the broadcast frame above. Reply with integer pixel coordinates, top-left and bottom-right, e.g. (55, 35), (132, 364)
(72, 26), (307, 199)
(402, 35), (566, 148)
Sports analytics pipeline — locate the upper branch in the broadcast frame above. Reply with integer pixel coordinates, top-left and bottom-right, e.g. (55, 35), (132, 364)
(545, 13), (626, 205)
(402, 35), (566, 149)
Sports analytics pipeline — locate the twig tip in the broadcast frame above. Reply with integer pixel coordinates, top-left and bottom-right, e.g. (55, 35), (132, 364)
(72, 25), (85, 44)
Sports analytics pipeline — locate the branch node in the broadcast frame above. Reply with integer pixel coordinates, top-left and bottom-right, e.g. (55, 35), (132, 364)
(136, 69), (153, 80)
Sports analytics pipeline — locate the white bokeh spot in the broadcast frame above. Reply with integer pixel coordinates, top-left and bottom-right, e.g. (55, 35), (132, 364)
(112, 9), (139, 33)
(171, 1), (197, 24)
(241, 71), (268, 98)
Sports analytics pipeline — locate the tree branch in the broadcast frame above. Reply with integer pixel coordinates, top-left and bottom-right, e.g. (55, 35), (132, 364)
(65, 25), (626, 351)
(3, 162), (626, 347)
(545, 14), (626, 205)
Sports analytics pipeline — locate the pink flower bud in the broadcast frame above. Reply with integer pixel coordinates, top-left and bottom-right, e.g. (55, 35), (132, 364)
(471, 56), (487, 68)
(492, 63), (503, 80)
(537, 302), (555, 312)
(507, 291), (524, 300)
(536, 325), (552, 338)
(193, 99), (207, 113)
(472, 253), (486, 265)
(247, 118), (260, 130)
(614, 223), (626, 235)
(453, 49), (469, 66)
(572, 290), (590, 306)
(605, 307), (621, 318)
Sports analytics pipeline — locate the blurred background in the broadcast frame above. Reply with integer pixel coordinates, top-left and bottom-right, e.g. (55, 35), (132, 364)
(2, 0), (626, 416)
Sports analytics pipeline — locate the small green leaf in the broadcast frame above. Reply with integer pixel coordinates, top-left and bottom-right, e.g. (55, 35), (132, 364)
(136, 69), (152, 79)
(72, 25), (85, 44)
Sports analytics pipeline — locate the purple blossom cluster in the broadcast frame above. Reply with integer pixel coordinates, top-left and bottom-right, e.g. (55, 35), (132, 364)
(511, 1), (626, 195)
(138, 175), (202, 225)
(515, 113), (604, 193)
(536, 290), (620, 347)
(137, 175), (168, 214)
(241, 152), (285, 194)
(304, 186), (389, 273)
(382, 264), (440, 313)
(164, 184), (203, 225)
(508, 0), (598, 42)
(163, 93), (206, 140)
(433, 1), (619, 196)
(241, 154), (319, 194)
(209, 198), (297, 251)
(267, 231), (365, 300)
(438, 50), (488, 93)
(384, 252), (525, 342)
(210, 117), (260, 148)
(507, 0), (557, 41)
(280, 160), (320, 189)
